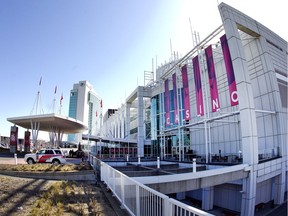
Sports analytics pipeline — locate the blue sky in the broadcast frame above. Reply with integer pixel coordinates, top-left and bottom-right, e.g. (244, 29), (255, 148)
(0, 0), (287, 139)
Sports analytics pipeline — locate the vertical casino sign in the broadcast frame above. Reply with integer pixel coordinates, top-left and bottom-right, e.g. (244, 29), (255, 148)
(24, 131), (31, 152)
(10, 126), (18, 153)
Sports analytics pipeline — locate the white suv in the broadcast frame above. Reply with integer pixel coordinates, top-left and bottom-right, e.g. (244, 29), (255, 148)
(24, 149), (66, 165)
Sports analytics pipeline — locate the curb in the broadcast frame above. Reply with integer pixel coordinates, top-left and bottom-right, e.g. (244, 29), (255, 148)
(0, 170), (96, 181)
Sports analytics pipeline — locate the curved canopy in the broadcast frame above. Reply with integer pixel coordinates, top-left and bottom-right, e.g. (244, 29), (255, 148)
(7, 113), (88, 134)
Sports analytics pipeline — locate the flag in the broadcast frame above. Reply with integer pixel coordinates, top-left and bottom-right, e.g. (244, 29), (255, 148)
(193, 55), (204, 116)
(39, 77), (42, 86)
(172, 73), (178, 124)
(164, 79), (170, 126)
(100, 100), (102, 108)
(60, 93), (63, 104)
(220, 34), (239, 106)
(96, 111), (98, 117)
(54, 85), (57, 94)
(181, 64), (191, 121)
(205, 45), (220, 112)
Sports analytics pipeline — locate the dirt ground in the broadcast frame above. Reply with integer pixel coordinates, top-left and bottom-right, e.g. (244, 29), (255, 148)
(0, 176), (54, 216)
(0, 163), (128, 216)
(0, 175), (125, 216)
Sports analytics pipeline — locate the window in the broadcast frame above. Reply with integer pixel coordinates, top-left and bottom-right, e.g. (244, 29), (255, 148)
(45, 150), (54, 154)
(54, 150), (62, 155)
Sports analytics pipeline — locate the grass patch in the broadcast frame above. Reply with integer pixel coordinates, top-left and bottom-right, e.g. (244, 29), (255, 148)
(30, 181), (104, 216)
(0, 162), (92, 172)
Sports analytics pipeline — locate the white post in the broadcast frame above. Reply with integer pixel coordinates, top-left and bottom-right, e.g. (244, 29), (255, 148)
(136, 185), (140, 216)
(193, 158), (196, 173)
(120, 175), (125, 209)
(138, 156), (141, 165)
(126, 154), (129, 162)
(14, 153), (18, 165)
(157, 156), (160, 169)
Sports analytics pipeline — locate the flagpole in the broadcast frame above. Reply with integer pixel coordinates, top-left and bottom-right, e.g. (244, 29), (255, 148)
(53, 85), (57, 113)
(31, 76), (42, 115)
(202, 49), (212, 163)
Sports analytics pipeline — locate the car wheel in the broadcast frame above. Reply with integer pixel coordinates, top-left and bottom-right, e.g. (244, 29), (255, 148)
(27, 158), (34, 164)
(52, 159), (60, 165)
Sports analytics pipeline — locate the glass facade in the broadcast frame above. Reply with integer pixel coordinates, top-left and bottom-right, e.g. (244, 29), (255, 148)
(150, 88), (191, 159)
(68, 90), (78, 119)
(88, 91), (101, 136)
(68, 89), (78, 142)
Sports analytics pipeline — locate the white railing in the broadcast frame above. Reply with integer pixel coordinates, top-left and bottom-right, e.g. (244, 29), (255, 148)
(89, 154), (214, 216)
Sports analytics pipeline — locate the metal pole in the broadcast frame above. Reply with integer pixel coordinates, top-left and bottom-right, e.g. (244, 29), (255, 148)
(202, 50), (211, 163)
(178, 126), (181, 162)
(160, 127), (163, 160)
(163, 132), (166, 158)
(177, 70), (184, 162)
(161, 80), (165, 159)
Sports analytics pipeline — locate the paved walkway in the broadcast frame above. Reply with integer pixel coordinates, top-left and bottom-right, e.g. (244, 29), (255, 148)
(0, 157), (25, 164)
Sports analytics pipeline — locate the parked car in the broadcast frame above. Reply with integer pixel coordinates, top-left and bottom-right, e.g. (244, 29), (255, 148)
(24, 149), (66, 165)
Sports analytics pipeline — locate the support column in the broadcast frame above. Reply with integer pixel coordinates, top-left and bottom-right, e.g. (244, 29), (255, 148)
(176, 192), (185, 200)
(241, 171), (257, 216)
(202, 187), (214, 210)
(137, 87), (144, 157)
(219, 7), (259, 214)
(30, 121), (40, 150)
(53, 128), (64, 148)
(125, 103), (131, 140)
(258, 36), (287, 205)
(49, 129), (55, 148)
(274, 169), (286, 205)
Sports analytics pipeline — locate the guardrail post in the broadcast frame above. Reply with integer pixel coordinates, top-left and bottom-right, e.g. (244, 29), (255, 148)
(120, 174), (125, 209)
(14, 153), (18, 165)
(163, 198), (172, 216)
(100, 161), (105, 181)
(136, 185), (140, 216)
(112, 169), (116, 192)
(93, 156), (96, 169)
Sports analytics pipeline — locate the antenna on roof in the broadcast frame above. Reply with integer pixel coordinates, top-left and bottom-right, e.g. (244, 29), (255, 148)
(170, 38), (173, 60)
(189, 18), (196, 48)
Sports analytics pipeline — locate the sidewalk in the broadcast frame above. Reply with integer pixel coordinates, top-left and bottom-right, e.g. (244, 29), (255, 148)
(0, 157), (25, 164)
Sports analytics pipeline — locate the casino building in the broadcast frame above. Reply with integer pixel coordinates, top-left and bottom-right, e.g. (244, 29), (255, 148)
(96, 3), (287, 214)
